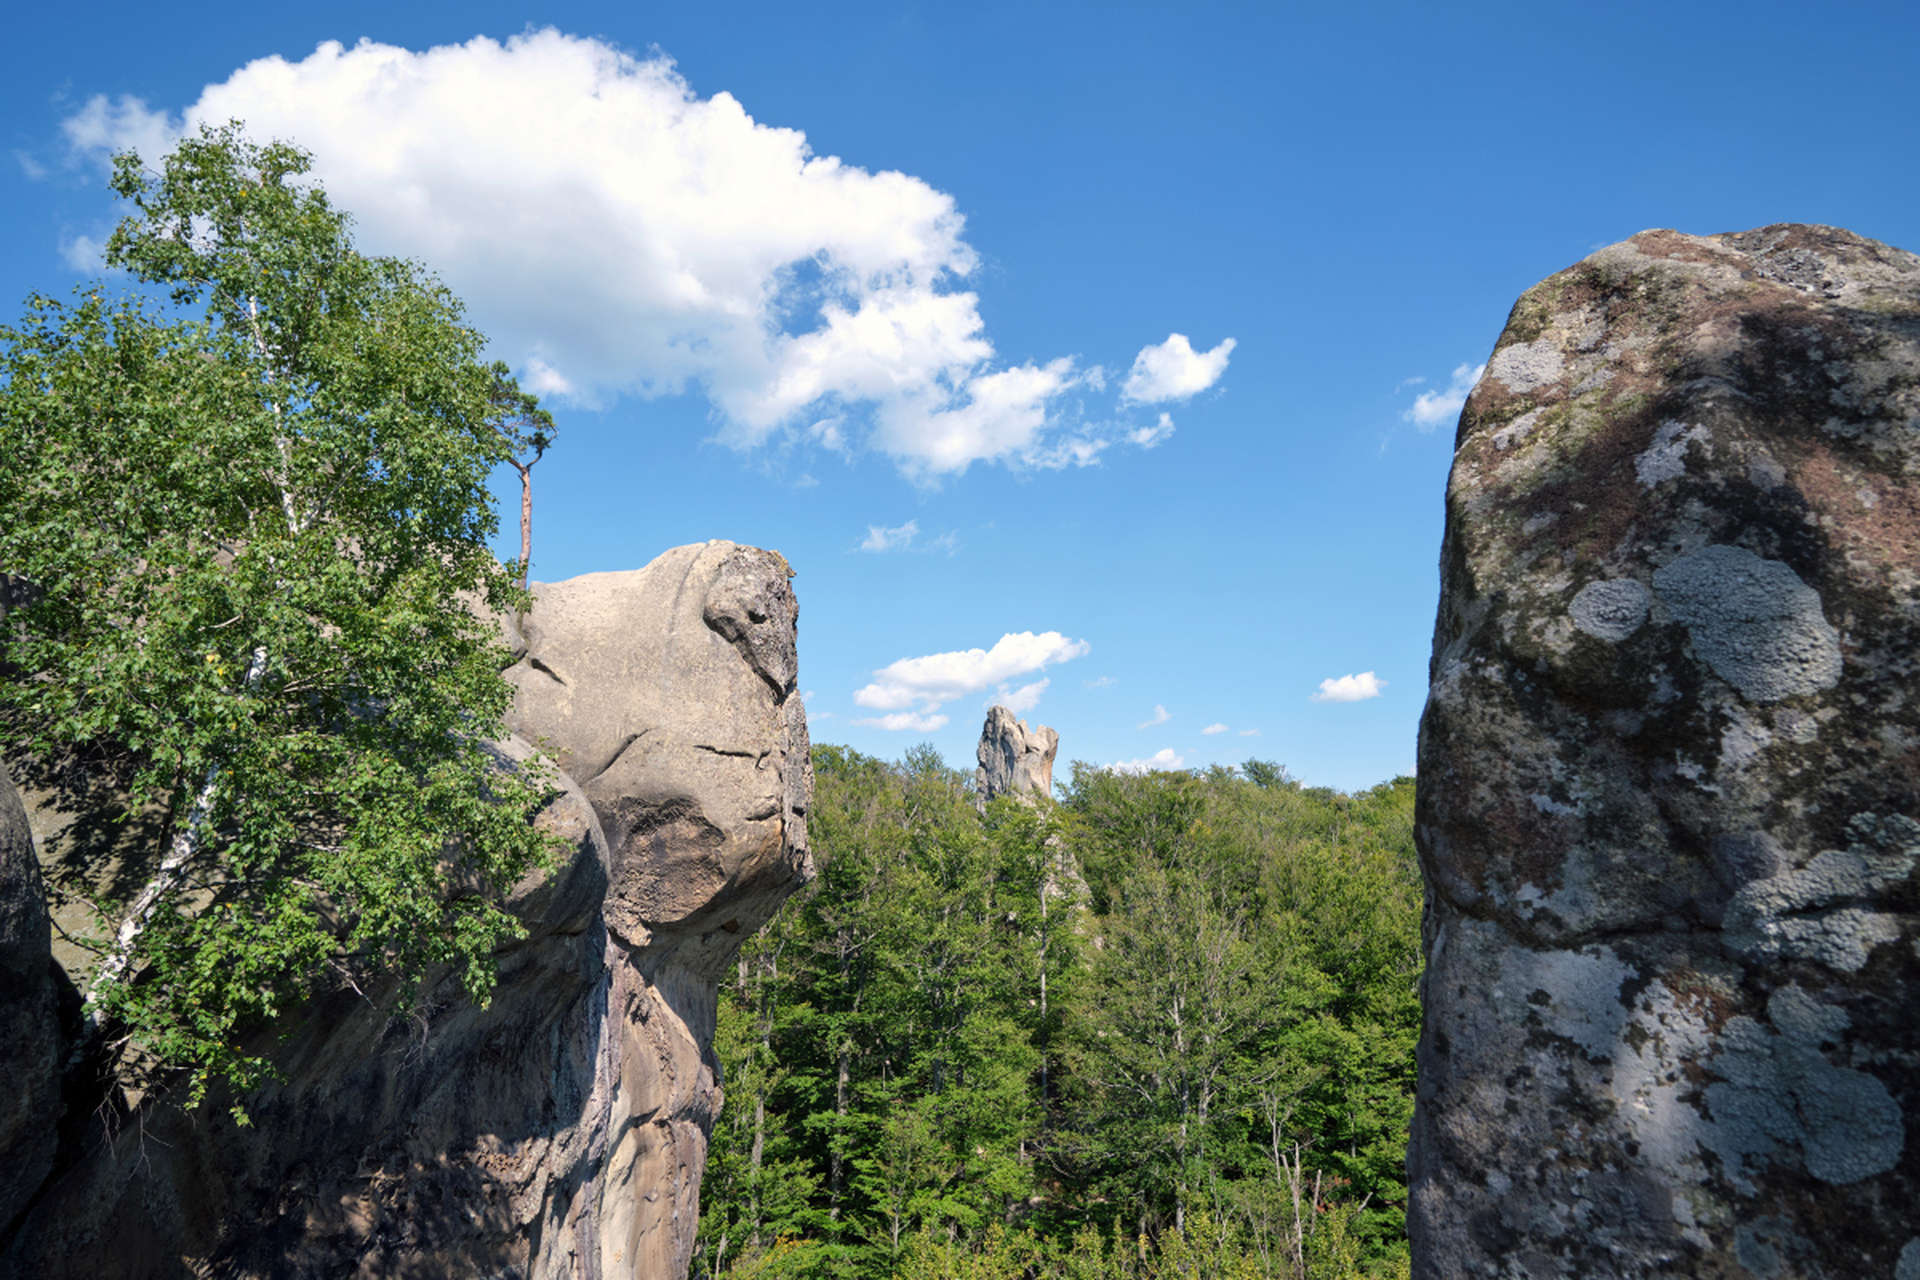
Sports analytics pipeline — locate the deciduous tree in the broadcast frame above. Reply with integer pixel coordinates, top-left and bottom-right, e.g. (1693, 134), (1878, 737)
(0, 124), (555, 1108)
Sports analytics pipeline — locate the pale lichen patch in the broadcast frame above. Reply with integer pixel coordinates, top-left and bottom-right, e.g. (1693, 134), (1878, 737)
(1652, 545), (1843, 702)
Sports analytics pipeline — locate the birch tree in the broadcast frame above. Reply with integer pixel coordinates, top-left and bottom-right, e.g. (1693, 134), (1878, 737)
(0, 124), (555, 1109)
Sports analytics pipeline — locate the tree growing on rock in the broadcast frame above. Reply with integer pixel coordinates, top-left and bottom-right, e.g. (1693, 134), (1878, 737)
(0, 123), (556, 1110)
(488, 361), (557, 587)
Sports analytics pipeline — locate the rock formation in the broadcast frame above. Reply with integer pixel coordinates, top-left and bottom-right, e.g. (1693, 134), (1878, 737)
(1412, 225), (1920, 1278)
(974, 705), (1059, 805)
(0, 765), (62, 1242)
(1, 540), (812, 1280)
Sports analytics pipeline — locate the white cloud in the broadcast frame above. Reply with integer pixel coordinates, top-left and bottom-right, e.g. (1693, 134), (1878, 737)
(1122, 333), (1236, 404)
(522, 357), (574, 398)
(1201, 723), (1227, 735)
(857, 520), (961, 555)
(1403, 362), (1486, 430)
(860, 519), (919, 552)
(1084, 676), (1117, 690)
(59, 234), (105, 271)
(62, 93), (178, 174)
(1238, 728), (1261, 737)
(1311, 672), (1386, 703)
(1127, 412), (1176, 449)
(853, 630), (1088, 727)
(61, 32), (1133, 480)
(1109, 748), (1185, 775)
(852, 710), (949, 732)
(991, 678), (1049, 713)
(1137, 704), (1172, 729)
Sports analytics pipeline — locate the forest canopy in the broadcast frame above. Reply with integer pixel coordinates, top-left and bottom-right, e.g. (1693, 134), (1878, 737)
(696, 745), (1421, 1280)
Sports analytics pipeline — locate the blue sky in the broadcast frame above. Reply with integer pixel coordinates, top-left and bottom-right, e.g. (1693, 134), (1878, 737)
(7, 2), (1917, 790)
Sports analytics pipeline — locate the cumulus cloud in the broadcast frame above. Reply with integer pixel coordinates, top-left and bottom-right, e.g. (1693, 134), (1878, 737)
(1201, 723), (1227, 735)
(1137, 704), (1172, 729)
(860, 520), (920, 552)
(59, 234), (105, 271)
(853, 630), (1088, 727)
(1122, 333), (1236, 404)
(60, 31), (1159, 480)
(856, 711), (950, 732)
(1084, 676), (1117, 690)
(1238, 728), (1261, 737)
(1404, 362), (1486, 430)
(1311, 672), (1386, 703)
(1109, 748), (1185, 775)
(62, 93), (178, 174)
(992, 678), (1049, 713)
(1127, 412), (1175, 449)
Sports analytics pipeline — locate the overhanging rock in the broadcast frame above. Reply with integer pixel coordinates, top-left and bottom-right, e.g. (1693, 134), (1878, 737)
(3, 540), (813, 1280)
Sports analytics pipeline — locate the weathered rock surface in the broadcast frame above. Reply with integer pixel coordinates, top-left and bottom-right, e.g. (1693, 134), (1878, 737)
(0, 765), (62, 1239)
(974, 705), (1059, 805)
(1411, 225), (1920, 1278)
(2, 540), (812, 1279)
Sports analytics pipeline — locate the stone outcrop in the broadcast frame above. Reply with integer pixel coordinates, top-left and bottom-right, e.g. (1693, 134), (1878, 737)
(0, 765), (62, 1240)
(1412, 226), (1920, 1278)
(974, 705), (1059, 805)
(1, 540), (812, 1280)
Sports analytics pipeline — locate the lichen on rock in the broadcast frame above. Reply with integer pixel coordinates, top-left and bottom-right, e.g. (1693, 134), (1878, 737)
(1412, 224), (1920, 1278)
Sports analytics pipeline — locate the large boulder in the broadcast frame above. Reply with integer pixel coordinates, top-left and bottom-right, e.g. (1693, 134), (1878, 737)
(2, 540), (813, 1280)
(1411, 225), (1920, 1278)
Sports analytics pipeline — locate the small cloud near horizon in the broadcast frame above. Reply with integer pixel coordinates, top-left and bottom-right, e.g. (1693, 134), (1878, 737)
(1084, 676), (1117, 689)
(1238, 728), (1261, 737)
(1109, 747), (1185, 774)
(856, 710), (950, 732)
(1201, 723), (1227, 735)
(1311, 672), (1386, 703)
(1137, 704), (1172, 729)
(854, 630), (1088, 728)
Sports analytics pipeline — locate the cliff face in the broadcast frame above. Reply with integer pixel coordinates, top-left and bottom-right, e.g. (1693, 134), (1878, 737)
(1412, 226), (1920, 1277)
(1, 540), (812, 1280)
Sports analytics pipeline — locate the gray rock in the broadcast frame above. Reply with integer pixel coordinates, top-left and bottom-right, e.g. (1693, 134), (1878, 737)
(3, 541), (813, 1280)
(505, 542), (809, 953)
(1652, 544), (1842, 702)
(0, 765), (61, 1237)
(974, 704), (1059, 805)
(1569, 577), (1652, 641)
(1412, 225), (1920, 1278)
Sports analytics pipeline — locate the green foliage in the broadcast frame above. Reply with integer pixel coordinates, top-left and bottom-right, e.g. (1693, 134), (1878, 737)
(0, 123), (555, 1108)
(695, 747), (1420, 1279)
